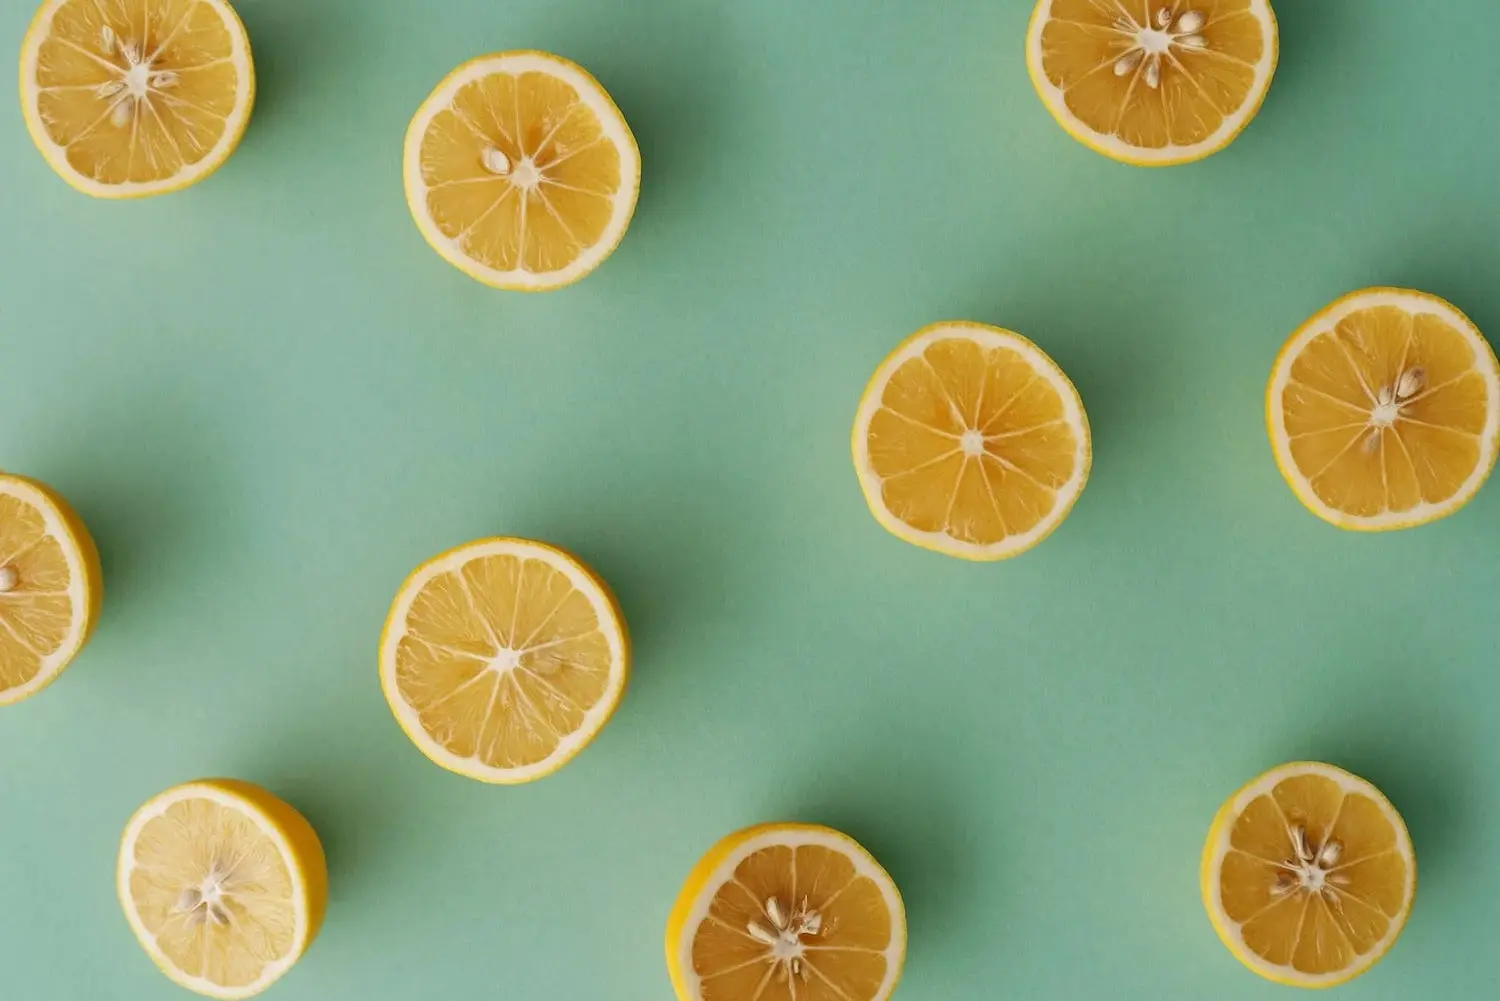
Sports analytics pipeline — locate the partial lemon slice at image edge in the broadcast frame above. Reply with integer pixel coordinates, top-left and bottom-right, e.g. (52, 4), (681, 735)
(1027, 0), (1277, 166)
(380, 537), (630, 784)
(0, 473), (102, 706)
(1268, 287), (1500, 531)
(666, 823), (907, 1001)
(1201, 762), (1416, 988)
(20, 0), (255, 198)
(852, 321), (1091, 561)
(403, 50), (642, 290)
(118, 779), (328, 1000)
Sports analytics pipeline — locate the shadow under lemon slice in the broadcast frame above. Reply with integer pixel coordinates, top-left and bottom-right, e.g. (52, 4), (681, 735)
(667, 823), (907, 1001)
(379, 537), (630, 784)
(852, 321), (1091, 561)
(1202, 762), (1416, 988)
(1267, 287), (1500, 530)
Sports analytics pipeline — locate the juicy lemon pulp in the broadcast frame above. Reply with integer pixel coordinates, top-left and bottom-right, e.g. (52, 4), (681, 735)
(0, 475), (101, 704)
(381, 538), (629, 783)
(118, 780), (326, 999)
(1203, 763), (1415, 987)
(22, 0), (253, 196)
(667, 825), (906, 1001)
(1270, 289), (1500, 529)
(853, 323), (1090, 560)
(405, 52), (641, 289)
(1028, 0), (1276, 164)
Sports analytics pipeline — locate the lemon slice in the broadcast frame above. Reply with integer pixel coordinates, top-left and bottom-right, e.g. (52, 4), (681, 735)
(1202, 762), (1416, 988)
(380, 537), (630, 783)
(666, 823), (907, 1001)
(403, 51), (641, 290)
(852, 322), (1091, 560)
(1026, 0), (1277, 165)
(0, 473), (102, 705)
(20, 0), (255, 198)
(117, 779), (327, 999)
(1268, 288), (1500, 530)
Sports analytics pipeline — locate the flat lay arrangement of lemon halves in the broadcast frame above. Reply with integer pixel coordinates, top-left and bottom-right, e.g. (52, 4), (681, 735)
(6, 0), (1493, 997)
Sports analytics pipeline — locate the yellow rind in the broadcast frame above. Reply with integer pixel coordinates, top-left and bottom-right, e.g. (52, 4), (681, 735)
(1266, 287), (1500, 531)
(18, 0), (256, 199)
(378, 536), (631, 784)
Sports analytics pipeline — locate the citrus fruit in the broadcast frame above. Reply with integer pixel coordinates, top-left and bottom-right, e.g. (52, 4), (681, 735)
(1201, 762), (1416, 987)
(380, 537), (629, 784)
(1026, 0), (1278, 165)
(0, 472), (102, 705)
(851, 321), (1091, 560)
(1267, 288), (1500, 530)
(117, 779), (328, 999)
(666, 823), (907, 1001)
(20, 0), (255, 198)
(403, 50), (641, 290)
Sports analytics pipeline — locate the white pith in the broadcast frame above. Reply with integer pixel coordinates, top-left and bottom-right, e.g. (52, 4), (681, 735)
(676, 827), (907, 1001)
(0, 477), (91, 706)
(20, 0), (254, 198)
(1027, 0), (1277, 165)
(1268, 289), (1500, 530)
(853, 323), (1091, 560)
(1204, 762), (1416, 987)
(116, 784), (310, 1000)
(379, 538), (628, 784)
(402, 52), (641, 290)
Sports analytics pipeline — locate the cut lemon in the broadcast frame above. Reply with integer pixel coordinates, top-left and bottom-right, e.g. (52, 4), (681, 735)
(852, 321), (1091, 560)
(666, 823), (907, 1001)
(0, 473), (102, 705)
(380, 537), (629, 784)
(1202, 762), (1416, 988)
(20, 0), (255, 198)
(403, 51), (641, 290)
(1268, 288), (1500, 530)
(1026, 0), (1277, 165)
(118, 779), (327, 999)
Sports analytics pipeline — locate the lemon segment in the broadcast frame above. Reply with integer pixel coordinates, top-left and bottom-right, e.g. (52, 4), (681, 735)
(403, 51), (641, 290)
(1267, 288), (1500, 530)
(852, 322), (1091, 561)
(117, 779), (327, 999)
(666, 823), (907, 1001)
(1026, 0), (1277, 166)
(0, 473), (102, 705)
(380, 537), (630, 784)
(20, 0), (255, 198)
(1201, 762), (1416, 988)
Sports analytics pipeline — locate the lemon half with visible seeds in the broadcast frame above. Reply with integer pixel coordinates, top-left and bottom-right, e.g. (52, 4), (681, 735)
(20, 0), (255, 198)
(666, 823), (907, 1001)
(1202, 762), (1416, 988)
(0, 472), (102, 705)
(380, 537), (630, 784)
(403, 51), (641, 290)
(118, 779), (328, 999)
(1027, 0), (1277, 165)
(852, 321), (1091, 560)
(1268, 287), (1500, 530)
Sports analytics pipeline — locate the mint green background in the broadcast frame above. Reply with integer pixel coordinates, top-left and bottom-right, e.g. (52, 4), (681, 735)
(2, 1), (1498, 998)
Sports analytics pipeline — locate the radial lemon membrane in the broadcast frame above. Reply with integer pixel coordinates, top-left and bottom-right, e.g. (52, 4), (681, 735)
(382, 539), (628, 782)
(23, 0), (251, 195)
(406, 52), (640, 288)
(669, 825), (906, 1001)
(855, 324), (1090, 559)
(0, 475), (100, 704)
(1204, 764), (1415, 986)
(1271, 290), (1500, 528)
(1029, 0), (1275, 163)
(119, 781), (325, 999)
